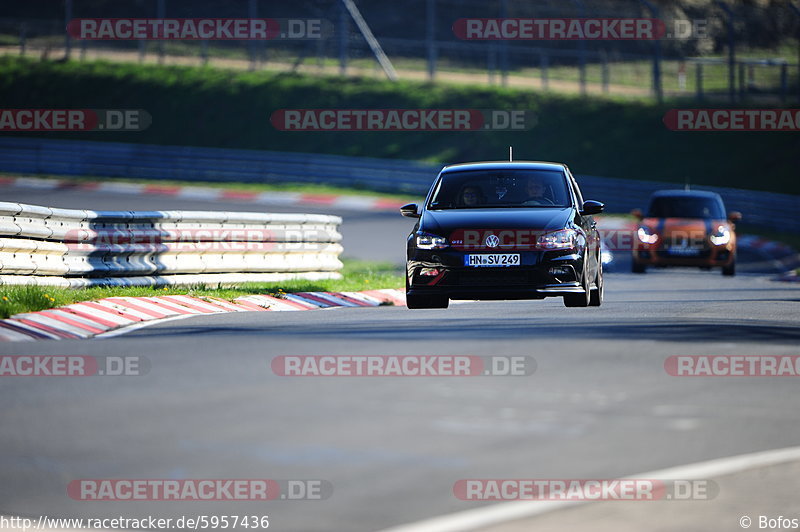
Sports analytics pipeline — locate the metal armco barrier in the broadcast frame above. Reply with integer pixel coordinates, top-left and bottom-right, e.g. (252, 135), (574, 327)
(0, 202), (343, 286)
(0, 137), (796, 232)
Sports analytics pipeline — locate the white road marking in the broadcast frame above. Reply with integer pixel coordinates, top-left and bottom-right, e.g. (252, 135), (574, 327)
(378, 445), (800, 532)
(94, 314), (198, 338)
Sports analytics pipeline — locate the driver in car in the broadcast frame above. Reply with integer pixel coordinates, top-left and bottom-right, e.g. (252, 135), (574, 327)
(523, 177), (551, 205)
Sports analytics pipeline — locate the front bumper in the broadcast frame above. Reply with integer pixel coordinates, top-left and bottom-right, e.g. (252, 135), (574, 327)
(632, 242), (735, 267)
(406, 249), (586, 300)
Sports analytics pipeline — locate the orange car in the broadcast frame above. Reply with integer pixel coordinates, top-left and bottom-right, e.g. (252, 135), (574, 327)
(631, 190), (741, 276)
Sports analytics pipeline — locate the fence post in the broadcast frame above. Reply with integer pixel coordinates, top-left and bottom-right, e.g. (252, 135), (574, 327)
(790, 3), (800, 102)
(248, 0), (257, 71)
(540, 52), (549, 90)
(338, 0), (348, 76)
(488, 45), (496, 84)
(639, 0), (662, 103)
(157, 0), (166, 65)
(780, 63), (788, 102)
(578, 50), (587, 95)
(738, 62), (745, 100)
(316, 34), (325, 71)
(716, 1), (736, 103)
(426, 0), (436, 81)
(653, 38), (662, 102)
(696, 62), (704, 101)
(19, 22), (26, 56)
(572, 0), (588, 96)
(500, 0), (509, 87)
(64, 0), (73, 60)
(678, 60), (687, 90)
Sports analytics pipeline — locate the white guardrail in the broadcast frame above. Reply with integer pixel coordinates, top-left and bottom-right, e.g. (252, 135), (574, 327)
(0, 202), (343, 287)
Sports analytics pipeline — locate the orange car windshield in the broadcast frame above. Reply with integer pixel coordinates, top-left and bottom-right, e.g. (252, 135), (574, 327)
(647, 197), (726, 219)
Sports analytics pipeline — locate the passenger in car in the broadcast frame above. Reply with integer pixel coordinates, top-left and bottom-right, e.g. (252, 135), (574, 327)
(459, 186), (483, 207)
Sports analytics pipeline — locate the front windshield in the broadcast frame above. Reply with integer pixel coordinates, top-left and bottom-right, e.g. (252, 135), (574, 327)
(647, 196), (726, 218)
(428, 169), (572, 209)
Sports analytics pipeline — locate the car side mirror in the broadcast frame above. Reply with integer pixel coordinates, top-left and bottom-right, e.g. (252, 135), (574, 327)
(728, 211), (742, 223)
(400, 203), (420, 218)
(581, 200), (604, 216)
(630, 208), (643, 220)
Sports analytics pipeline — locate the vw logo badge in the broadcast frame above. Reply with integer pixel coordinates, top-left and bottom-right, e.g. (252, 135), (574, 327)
(485, 234), (500, 248)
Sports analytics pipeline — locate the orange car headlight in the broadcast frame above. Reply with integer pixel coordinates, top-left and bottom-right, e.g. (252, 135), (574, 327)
(709, 225), (731, 246)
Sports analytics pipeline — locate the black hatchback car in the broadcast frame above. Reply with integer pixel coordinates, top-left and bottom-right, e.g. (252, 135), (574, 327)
(401, 161), (604, 309)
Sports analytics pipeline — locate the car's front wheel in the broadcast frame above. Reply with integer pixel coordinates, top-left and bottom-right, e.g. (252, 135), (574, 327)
(406, 293), (449, 309)
(564, 263), (591, 307)
(406, 275), (449, 309)
(722, 257), (736, 276)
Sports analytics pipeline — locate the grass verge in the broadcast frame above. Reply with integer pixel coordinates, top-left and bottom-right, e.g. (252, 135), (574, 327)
(0, 258), (403, 319)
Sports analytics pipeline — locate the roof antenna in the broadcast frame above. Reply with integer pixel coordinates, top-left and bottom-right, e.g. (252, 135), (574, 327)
(684, 177), (690, 191)
(509, 146), (513, 162)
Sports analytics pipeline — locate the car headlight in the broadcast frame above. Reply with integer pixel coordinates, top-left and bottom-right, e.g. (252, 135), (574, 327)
(637, 226), (659, 244)
(416, 232), (449, 249)
(709, 225), (731, 246)
(536, 229), (576, 250)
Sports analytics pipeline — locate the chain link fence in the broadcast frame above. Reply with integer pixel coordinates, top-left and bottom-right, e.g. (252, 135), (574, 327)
(0, 0), (798, 102)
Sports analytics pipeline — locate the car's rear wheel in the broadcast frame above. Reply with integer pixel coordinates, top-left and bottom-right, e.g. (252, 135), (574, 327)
(564, 264), (591, 307)
(722, 257), (736, 276)
(632, 260), (646, 274)
(589, 261), (603, 307)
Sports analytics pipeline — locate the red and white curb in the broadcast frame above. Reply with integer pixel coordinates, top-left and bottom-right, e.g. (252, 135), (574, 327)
(0, 289), (406, 342)
(0, 176), (409, 212)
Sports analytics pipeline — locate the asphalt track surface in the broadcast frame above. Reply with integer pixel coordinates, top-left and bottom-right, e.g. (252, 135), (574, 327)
(1, 186), (799, 531)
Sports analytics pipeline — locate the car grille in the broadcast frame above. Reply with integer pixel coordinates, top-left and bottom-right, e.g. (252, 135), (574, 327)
(655, 248), (712, 259)
(444, 269), (540, 286)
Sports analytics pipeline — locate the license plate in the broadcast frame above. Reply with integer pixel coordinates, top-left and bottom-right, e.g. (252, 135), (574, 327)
(465, 254), (520, 267)
(666, 247), (701, 256)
